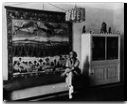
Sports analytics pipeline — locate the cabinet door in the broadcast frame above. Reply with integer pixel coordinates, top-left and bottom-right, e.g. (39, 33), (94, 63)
(90, 62), (106, 85)
(106, 62), (120, 82)
(90, 61), (108, 86)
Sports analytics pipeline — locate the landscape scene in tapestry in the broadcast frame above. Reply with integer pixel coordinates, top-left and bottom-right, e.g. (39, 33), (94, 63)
(11, 19), (71, 79)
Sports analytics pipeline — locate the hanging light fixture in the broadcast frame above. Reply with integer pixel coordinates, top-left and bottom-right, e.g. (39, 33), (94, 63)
(65, 4), (85, 23)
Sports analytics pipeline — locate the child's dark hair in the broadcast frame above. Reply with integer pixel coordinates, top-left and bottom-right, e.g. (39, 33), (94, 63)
(70, 51), (77, 58)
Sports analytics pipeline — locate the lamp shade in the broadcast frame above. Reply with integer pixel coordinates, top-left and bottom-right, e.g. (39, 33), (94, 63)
(65, 7), (85, 22)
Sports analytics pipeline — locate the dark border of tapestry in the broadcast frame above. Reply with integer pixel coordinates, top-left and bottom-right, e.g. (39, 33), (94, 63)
(5, 6), (72, 80)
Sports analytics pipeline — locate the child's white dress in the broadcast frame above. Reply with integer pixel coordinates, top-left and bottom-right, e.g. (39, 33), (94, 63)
(65, 58), (80, 99)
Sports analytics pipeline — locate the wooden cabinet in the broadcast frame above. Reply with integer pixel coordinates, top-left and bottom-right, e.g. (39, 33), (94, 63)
(81, 33), (120, 86)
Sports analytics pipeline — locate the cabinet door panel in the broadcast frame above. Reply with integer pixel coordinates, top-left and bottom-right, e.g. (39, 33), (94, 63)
(93, 67), (105, 80)
(92, 37), (105, 60)
(107, 64), (119, 82)
(90, 62), (107, 85)
(107, 37), (118, 59)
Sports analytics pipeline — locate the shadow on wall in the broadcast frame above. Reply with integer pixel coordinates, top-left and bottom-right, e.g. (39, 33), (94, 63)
(79, 56), (91, 88)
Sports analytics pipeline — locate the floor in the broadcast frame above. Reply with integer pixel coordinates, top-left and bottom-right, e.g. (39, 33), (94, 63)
(33, 83), (126, 102)
(4, 82), (126, 102)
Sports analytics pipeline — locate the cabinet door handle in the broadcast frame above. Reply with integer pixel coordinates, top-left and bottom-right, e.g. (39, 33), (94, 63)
(90, 72), (94, 75)
(90, 69), (94, 75)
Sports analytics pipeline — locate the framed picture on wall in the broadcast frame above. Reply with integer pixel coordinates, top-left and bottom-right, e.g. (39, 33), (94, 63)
(5, 6), (72, 87)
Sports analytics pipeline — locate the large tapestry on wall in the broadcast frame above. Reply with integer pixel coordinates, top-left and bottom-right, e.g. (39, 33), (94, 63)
(5, 6), (72, 85)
